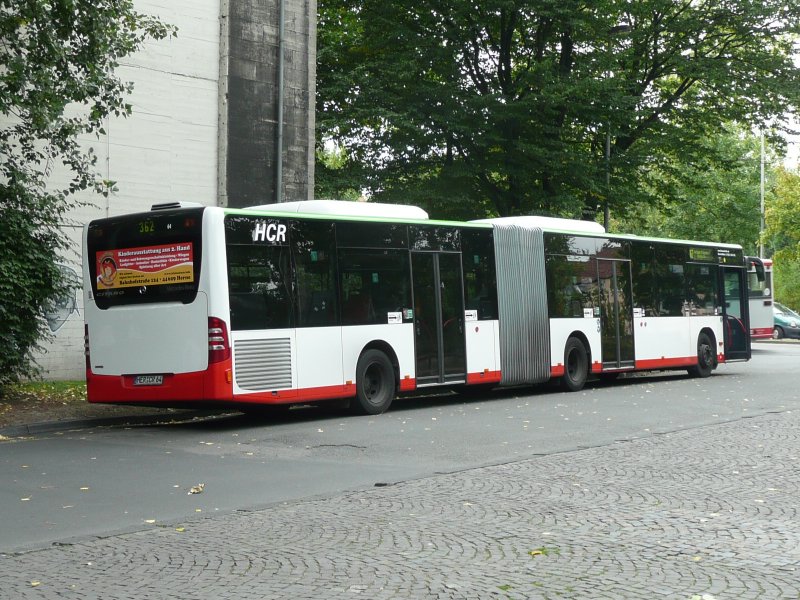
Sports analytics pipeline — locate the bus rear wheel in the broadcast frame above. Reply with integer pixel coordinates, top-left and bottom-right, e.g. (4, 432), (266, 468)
(353, 349), (396, 415)
(561, 337), (589, 392)
(688, 332), (716, 378)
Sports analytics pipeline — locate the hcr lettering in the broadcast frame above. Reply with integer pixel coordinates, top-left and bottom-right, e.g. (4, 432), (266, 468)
(252, 222), (287, 243)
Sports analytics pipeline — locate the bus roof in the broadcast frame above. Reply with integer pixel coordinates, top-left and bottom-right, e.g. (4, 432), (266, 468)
(244, 200), (430, 220)
(221, 202), (743, 250)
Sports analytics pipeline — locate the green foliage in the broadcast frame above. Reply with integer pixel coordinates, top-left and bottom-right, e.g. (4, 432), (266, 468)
(766, 167), (800, 309)
(317, 0), (800, 220)
(0, 184), (70, 383)
(773, 259), (800, 311)
(315, 144), (364, 201)
(614, 125), (770, 253)
(0, 0), (175, 385)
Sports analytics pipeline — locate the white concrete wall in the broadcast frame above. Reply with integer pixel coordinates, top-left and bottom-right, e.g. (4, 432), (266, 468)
(36, 0), (221, 380)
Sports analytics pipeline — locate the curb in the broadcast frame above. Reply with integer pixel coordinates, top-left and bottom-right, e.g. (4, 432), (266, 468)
(0, 410), (236, 438)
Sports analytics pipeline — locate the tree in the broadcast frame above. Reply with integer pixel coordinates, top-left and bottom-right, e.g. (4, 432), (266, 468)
(317, 0), (800, 220)
(765, 167), (800, 308)
(0, 1), (174, 385)
(315, 144), (364, 201)
(614, 125), (772, 254)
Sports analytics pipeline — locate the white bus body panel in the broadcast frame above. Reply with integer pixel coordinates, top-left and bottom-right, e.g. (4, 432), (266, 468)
(465, 319), (499, 377)
(691, 316), (725, 358)
(203, 208), (233, 322)
(296, 327), (344, 390)
(549, 318), (601, 372)
(635, 315), (725, 364)
(86, 293), (209, 376)
(341, 324), (415, 383)
(633, 317), (690, 363)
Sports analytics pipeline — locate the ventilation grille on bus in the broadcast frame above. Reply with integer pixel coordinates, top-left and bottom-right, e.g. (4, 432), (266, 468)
(234, 338), (293, 391)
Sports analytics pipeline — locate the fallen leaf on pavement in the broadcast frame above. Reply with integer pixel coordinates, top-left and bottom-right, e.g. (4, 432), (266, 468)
(188, 483), (205, 495)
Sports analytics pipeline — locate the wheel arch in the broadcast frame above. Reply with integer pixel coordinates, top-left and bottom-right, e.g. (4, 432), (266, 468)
(566, 330), (592, 365)
(698, 327), (718, 363)
(360, 340), (400, 385)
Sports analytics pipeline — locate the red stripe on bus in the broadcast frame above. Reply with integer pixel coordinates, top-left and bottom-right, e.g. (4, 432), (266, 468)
(551, 365), (565, 377)
(750, 327), (773, 339)
(87, 361), (361, 405)
(466, 370), (502, 385)
(87, 360), (234, 404)
(399, 378), (417, 392)
(234, 383), (356, 404)
(635, 356), (697, 370)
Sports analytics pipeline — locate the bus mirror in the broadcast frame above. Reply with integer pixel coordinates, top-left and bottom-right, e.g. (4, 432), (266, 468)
(747, 256), (765, 283)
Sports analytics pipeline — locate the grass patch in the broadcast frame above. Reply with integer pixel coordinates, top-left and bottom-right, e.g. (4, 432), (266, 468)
(1, 380), (86, 405)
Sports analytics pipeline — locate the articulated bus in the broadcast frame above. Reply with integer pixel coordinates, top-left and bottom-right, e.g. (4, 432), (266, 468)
(746, 257), (773, 340)
(83, 200), (753, 415)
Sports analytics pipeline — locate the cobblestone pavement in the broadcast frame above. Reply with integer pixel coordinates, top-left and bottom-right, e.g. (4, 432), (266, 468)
(2, 411), (799, 600)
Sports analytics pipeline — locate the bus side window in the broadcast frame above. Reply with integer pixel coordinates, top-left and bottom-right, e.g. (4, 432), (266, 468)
(462, 228), (498, 320)
(654, 247), (687, 317)
(338, 250), (410, 325)
(227, 244), (294, 330)
(292, 220), (338, 328)
(685, 263), (718, 315)
(545, 254), (597, 319)
(631, 244), (657, 317)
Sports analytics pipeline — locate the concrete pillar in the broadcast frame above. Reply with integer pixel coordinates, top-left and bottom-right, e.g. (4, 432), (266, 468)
(219, 0), (316, 208)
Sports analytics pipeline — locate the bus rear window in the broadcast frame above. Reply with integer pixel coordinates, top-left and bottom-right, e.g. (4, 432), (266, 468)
(87, 208), (204, 309)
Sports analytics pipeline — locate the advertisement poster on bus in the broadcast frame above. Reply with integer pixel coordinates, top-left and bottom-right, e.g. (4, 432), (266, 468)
(95, 243), (194, 289)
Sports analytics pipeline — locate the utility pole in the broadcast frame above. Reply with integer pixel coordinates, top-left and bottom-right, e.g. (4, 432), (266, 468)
(760, 132), (765, 259)
(604, 128), (611, 232)
(603, 23), (631, 233)
(275, 0), (286, 203)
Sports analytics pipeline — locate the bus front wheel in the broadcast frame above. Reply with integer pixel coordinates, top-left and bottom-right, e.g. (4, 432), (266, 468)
(561, 337), (589, 392)
(688, 332), (716, 378)
(353, 349), (396, 415)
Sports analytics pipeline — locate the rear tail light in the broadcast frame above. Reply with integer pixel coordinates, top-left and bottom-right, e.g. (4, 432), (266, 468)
(84, 324), (91, 370)
(208, 317), (231, 364)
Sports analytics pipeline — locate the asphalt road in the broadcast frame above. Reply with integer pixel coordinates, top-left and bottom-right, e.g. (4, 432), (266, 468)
(2, 341), (798, 553)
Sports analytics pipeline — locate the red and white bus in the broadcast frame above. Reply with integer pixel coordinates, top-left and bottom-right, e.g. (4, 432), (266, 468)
(746, 257), (773, 340)
(83, 201), (753, 414)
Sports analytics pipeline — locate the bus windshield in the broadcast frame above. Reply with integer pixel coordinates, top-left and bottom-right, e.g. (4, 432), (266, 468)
(87, 208), (204, 309)
(748, 269), (771, 298)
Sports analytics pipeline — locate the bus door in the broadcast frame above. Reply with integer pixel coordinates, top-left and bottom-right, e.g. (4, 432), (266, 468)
(412, 252), (467, 385)
(721, 266), (751, 360)
(598, 259), (635, 369)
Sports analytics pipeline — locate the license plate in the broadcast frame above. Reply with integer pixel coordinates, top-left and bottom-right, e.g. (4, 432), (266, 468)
(134, 375), (164, 386)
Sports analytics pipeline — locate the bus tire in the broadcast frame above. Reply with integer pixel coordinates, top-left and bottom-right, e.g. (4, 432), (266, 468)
(353, 349), (396, 415)
(561, 337), (589, 392)
(688, 332), (716, 378)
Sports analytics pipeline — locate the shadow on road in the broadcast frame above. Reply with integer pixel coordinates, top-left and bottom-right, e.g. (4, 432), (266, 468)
(129, 368), (706, 433)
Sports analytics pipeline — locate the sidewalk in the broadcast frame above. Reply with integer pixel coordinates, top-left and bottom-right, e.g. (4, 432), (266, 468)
(0, 408), (230, 438)
(2, 410), (798, 599)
